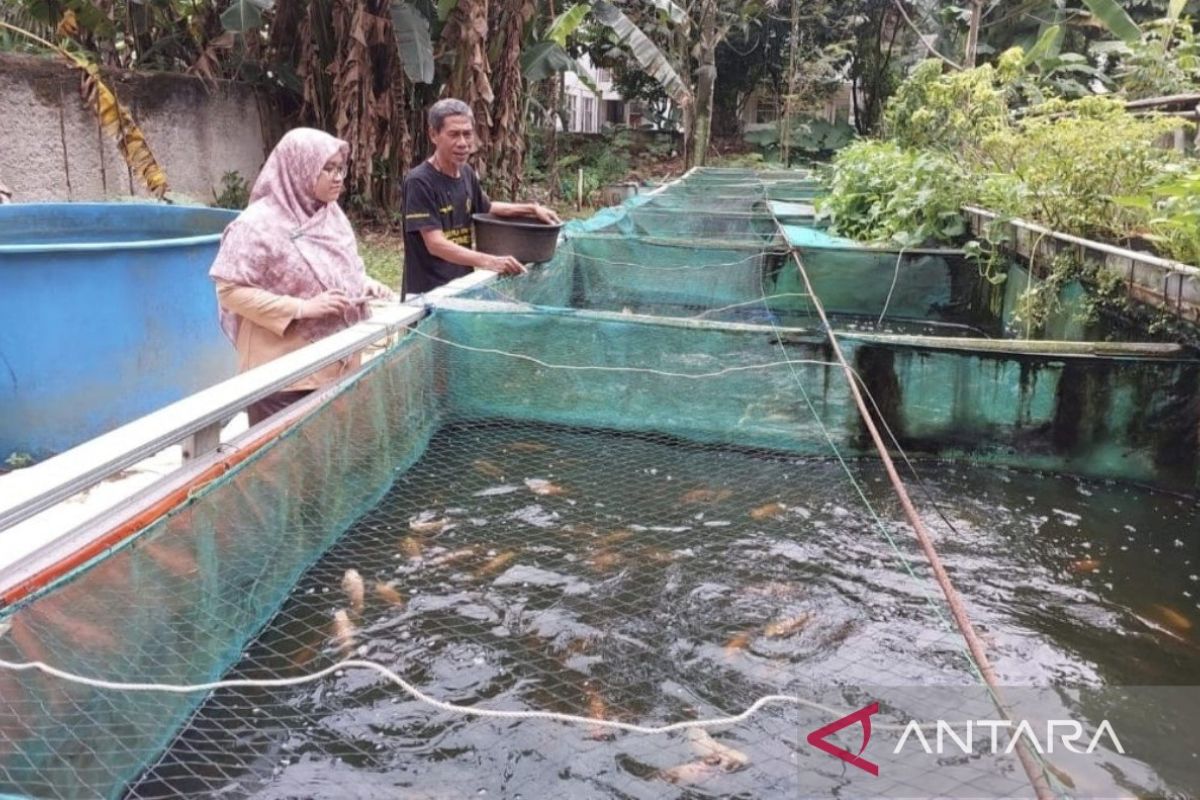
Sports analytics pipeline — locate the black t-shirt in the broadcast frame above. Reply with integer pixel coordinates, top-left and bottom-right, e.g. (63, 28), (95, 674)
(401, 160), (491, 295)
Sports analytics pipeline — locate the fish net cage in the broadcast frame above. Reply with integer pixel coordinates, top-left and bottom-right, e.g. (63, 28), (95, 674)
(1, 169), (1195, 800)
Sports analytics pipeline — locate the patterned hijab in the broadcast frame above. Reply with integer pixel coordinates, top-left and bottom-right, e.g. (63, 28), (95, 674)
(209, 128), (368, 343)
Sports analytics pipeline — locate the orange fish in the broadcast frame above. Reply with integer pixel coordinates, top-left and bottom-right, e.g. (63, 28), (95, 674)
(764, 612), (813, 638)
(341, 569), (365, 615)
(723, 631), (752, 658)
(1150, 604), (1193, 633)
(1068, 559), (1101, 574)
(659, 760), (721, 785)
(472, 459), (505, 479)
(584, 685), (614, 741)
(641, 547), (677, 564)
(587, 551), (623, 572)
(687, 727), (750, 769)
(409, 517), (450, 535)
(401, 536), (424, 561)
(475, 551), (516, 579)
(594, 530), (634, 548)
(429, 546), (478, 568)
(525, 478), (567, 496)
(374, 581), (405, 607)
(508, 441), (550, 453)
(749, 502), (787, 521)
(681, 488), (733, 504)
(332, 609), (358, 656)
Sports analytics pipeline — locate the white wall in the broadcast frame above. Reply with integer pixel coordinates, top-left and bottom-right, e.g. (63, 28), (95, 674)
(561, 55), (627, 133)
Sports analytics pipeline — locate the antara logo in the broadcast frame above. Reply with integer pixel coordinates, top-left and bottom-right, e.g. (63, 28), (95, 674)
(806, 703), (1126, 776)
(806, 702), (880, 776)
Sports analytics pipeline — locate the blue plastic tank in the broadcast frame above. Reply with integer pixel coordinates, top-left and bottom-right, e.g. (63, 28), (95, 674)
(0, 203), (239, 460)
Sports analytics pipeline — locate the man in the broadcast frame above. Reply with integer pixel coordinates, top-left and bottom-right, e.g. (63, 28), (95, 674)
(401, 98), (561, 297)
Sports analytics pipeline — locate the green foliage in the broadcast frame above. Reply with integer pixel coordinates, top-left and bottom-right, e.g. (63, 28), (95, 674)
(358, 234), (403, 292)
(977, 97), (1183, 241)
(743, 116), (855, 163)
(1123, 165), (1200, 265)
(883, 59), (1010, 152)
(820, 140), (971, 247)
(1095, 17), (1200, 99)
(210, 170), (250, 210)
(709, 151), (767, 169)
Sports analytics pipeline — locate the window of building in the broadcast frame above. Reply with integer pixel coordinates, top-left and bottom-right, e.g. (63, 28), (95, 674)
(605, 100), (624, 124)
(565, 94), (578, 130)
(755, 94), (779, 124)
(581, 96), (595, 132)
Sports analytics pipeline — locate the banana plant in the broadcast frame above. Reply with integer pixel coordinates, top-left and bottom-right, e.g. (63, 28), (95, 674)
(521, 0), (691, 108)
(1083, 0), (1198, 97)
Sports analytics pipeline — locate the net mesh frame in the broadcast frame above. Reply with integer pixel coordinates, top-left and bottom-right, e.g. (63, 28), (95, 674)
(0, 169), (1195, 800)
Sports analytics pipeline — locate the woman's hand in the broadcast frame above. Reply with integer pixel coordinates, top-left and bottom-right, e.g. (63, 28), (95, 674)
(298, 290), (353, 319)
(364, 278), (396, 301)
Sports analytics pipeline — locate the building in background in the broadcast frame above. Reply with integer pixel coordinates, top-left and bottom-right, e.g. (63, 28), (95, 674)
(562, 55), (628, 133)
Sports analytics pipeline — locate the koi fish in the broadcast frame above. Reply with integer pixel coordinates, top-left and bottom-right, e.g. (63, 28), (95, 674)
(686, 727), (750, 769)
(681, 488), (733, 504)
(472, 459), (505, 480)
(374, 581), (405, 607)
(584, 685), (614, 741)
(723, 631), (752, 658)
(594, 530), (634, 548)
(764, 612), (813, 638)
(1150, 604), (1193, 633)
(587, 551), (623, 572)
(332, 609), (357, 656)
(409, 517), (451, 535)
(659, 760), (721, 785)
(401, 536), (424, 561)
(508, 441), (550, 453)
(475, 551), (516, 579)
(641, 547), (677, 564)
(749, 502), (787, 521)
(525, 478), (567, 496)
(341, 569), (365, 615)
(429, 546), (478, 568)
(1068, 559), (1101, 574)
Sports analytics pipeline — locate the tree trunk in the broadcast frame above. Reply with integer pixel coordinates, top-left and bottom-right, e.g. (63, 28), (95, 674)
(781, 0), (800, 167)
(441, 0), (495, 178)
(486, 0), (530, 198)
(965, 0), (983, 68)
(688, 0), (717, 168)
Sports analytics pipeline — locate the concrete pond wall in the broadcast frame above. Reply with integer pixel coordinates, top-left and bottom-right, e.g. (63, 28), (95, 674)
(0, 52), (268, 204)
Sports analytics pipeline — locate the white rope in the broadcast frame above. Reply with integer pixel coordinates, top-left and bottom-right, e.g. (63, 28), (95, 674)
(693, 293), (812, 318)
(569, 248), (765, 270)
(405, 325), (845, 379)
(0, 656), (935, 733)
(877, 247), (908, 326)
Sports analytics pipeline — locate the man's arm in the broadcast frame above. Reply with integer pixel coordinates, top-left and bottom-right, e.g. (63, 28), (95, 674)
(490, 201), (562, 225)
(419, 228), (525, 276)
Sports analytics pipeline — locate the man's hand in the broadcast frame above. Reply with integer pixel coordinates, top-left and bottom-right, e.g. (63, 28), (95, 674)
(299, 290), (352, 319)
(532, 204), (562, 225)
(479, 254), (527, 276)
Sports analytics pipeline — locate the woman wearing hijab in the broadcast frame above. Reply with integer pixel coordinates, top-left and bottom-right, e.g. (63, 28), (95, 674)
(209, 128), (393, 426)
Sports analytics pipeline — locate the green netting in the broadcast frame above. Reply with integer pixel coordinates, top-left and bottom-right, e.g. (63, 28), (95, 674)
(0, 333), (443, 799)
(2, 169), (1198, 800)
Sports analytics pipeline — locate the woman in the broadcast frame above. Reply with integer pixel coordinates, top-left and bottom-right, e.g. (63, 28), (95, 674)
(210, 128), (393, 426)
